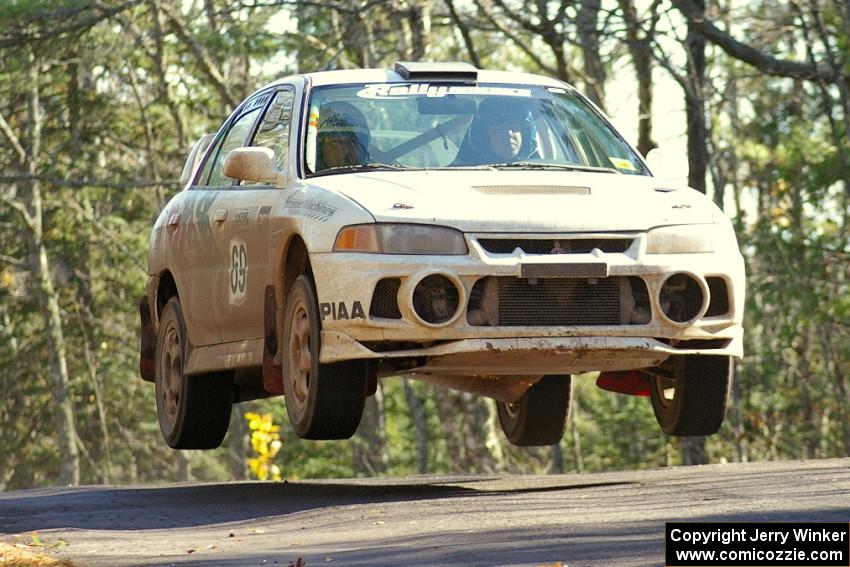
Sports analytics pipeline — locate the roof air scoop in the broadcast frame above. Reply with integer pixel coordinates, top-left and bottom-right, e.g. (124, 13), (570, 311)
(393, 61), (478, 82)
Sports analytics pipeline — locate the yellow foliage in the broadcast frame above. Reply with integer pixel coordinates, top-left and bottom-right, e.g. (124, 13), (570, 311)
(0, 542), (76, 566)
(244, 412), (282, 481)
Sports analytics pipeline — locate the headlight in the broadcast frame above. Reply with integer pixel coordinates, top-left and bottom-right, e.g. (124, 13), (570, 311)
(646, 224), (736, 254)
(333, 223), (468, 255)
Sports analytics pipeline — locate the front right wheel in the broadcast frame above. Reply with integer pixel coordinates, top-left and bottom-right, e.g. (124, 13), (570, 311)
(282, 274), (367, 440)
(649, 355), (732, 436)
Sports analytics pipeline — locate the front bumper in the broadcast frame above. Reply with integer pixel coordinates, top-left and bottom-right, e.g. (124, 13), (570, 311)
(311, 231), (745, 371)
(321, 332), (742, 375)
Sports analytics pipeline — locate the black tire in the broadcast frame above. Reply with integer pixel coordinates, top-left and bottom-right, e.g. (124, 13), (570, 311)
(282, 275), (367, 439)
(154, 297), (232, 449)
(650, 355), (732, 436)
(497, 375), (572, 446)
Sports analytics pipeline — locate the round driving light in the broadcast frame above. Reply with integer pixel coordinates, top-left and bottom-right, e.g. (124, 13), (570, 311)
(412, 274), (460, 325)
(658, 273), (705, 324)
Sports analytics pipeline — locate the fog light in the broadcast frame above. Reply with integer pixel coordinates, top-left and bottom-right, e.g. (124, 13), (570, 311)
(659, 273), (704, 324)
(412, 274), (460, 325)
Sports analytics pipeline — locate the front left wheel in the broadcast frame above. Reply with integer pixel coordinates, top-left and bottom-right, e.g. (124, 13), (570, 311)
(282, 275), (367, 440)
(649, 355), (732, 436)
(155, 297), (233, 449)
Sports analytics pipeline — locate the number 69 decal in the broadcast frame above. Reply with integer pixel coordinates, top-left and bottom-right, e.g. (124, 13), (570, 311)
(229, 239), (247, 304)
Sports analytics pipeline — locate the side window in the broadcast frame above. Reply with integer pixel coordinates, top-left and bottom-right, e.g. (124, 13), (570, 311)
(206, 107), (262, 187)
(251, 89), (295, 175)
(195, 136), (223, 187)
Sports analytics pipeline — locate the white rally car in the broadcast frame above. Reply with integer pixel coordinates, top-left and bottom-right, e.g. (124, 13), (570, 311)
(139, 62), (744, 450)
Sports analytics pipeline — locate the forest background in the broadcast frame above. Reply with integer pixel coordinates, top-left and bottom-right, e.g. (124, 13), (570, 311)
(0, 0), (848, 489)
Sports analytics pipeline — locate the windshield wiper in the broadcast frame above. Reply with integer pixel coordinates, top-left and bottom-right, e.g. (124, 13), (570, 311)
(486, 162), (619, 173)
(311, 162), (419, 177)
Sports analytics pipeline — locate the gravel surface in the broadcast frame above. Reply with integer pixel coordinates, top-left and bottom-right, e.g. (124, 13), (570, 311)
(1, 458), (848, 566)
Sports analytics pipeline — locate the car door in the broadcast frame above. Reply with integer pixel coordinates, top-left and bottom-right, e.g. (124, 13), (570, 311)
(209, 87), (297, 343)
(177, 96), (267, 346)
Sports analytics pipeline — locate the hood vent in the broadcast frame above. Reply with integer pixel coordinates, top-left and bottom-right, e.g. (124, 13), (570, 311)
(473, 185), (591, 195)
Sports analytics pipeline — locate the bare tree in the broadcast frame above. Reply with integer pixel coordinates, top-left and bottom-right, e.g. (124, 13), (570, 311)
(618, 0), (661, 155)
(577, 0), (607, 109)
(403, 381), (429, 474)
(0, 53), (80, 486)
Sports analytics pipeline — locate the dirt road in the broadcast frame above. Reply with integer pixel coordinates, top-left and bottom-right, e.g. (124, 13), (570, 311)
(1, 458), (848, 566)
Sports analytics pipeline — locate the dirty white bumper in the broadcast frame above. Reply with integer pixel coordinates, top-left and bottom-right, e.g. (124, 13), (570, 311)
(310, 231), (745, 372)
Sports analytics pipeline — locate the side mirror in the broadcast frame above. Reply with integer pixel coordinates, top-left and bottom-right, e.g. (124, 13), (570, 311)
(223, 147), (287, 187)
(180, 133), (215, 188)
(645, 147), (688, 184)
(644, 148), (666, 177)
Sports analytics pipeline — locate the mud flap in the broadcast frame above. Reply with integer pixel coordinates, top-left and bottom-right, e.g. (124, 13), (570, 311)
(596, 370), (650, 397)
(139, 295), (156, 382)
(263, 285), (284, 395)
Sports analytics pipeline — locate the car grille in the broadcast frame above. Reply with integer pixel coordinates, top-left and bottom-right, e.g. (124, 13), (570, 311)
(369, 278), (402, 319)
(477, 238), (633, 255)
(467, 276), (650, 326)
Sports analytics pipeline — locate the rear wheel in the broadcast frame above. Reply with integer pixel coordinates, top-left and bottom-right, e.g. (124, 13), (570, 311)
(282, 275), (367, 439)
(155, 297), (232, 449)
(497, 375), (572, 446)
(649, 355), (732, 436)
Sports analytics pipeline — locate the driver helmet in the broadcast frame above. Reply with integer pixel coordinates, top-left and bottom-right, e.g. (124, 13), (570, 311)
(468, 97), (538, 160)
(316, 101), (371, 169)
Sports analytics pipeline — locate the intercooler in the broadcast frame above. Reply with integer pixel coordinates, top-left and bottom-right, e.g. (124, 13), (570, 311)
(467, 276), (650, 326)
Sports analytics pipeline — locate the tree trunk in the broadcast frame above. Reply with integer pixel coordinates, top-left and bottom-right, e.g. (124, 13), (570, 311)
(569, 407), (584, 473)
(409, 0), (432, 60)
(403, 381), (429, 474)
(634, 46), (655, 156)
(618, 0), (658, 155)
(685, 0), (708, 193)
(485, 399), (506, 472)
(0, 307), (20, 489)
(77, 303), (113, 483)
(353, 383), (389, 476)
(229, 407), (249, 481)
(549, 443), (565, 474)
(177, 452), (192, 482)
(577, 0), (606, 109)
(151, 0), (186, 149)
(547, 32), (571, 83)
(433, 389), (496, 472)
(352, 0), (378, 67)
(392, 0), (414, 60)
(463, 394), (496, 472)
(434, 388), (464, 471)
(444, 0), (481, 67)
(24, 54), (80, 486)
(679, 437), (708, 465)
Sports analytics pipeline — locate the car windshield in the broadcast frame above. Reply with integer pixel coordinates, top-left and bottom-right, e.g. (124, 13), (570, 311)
(304, 82), (649, 176)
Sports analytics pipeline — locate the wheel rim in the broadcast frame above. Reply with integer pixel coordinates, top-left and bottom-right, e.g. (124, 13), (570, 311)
(502, 401), (521, 420)
(286, 297), (312, 420)
(653, 375), (677, 411)
(159, 320), (183, 428)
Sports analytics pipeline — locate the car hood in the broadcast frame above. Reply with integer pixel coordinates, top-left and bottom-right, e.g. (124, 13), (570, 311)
(318, 170), (718, 232)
